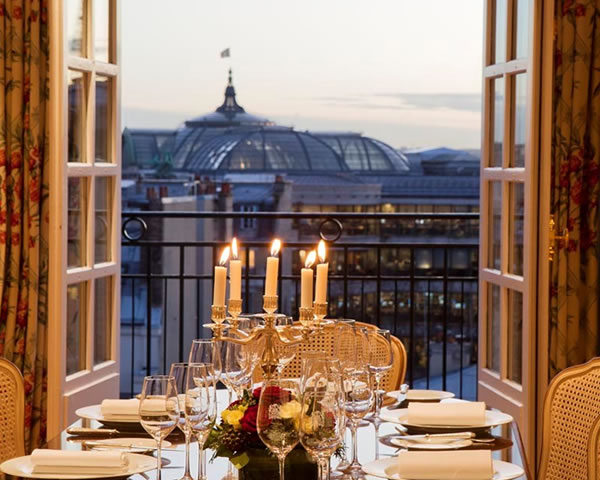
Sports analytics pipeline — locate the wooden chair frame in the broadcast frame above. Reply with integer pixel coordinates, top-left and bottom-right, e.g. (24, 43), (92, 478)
(0, 357), (25, 462)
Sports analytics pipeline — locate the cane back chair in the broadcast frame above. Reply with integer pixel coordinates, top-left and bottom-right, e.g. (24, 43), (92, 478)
(253, 321), (407, 401)
(538, 357), (600, 480)
(0, 357), (25, 463)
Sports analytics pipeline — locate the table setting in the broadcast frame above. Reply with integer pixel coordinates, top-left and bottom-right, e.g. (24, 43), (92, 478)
(1, 237), (528, 480)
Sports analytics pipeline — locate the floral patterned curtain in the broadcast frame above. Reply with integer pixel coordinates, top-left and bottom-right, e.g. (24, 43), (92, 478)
(0, 0), (49, 450)
(550, 0), (600, 379)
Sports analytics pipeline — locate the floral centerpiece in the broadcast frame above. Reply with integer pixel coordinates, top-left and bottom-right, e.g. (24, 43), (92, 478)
(206, 386), (319, 480)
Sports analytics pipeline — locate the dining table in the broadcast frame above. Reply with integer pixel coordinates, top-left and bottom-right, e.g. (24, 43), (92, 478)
(36, 389), (532, 480)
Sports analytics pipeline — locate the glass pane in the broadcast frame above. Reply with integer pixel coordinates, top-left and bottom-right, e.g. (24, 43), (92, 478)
(508, 289), (523, 383)
(509, 182), (524, 276)
(68, 177), (87, 268)
(68, 70), (86, 163)
(94, 0), (110, 62)
(488, 181), (502, 270)
(95, 76), (112, 163)
(67, 0), (85, 57)
(495, 0), (507, 63)
(491, 77), (505, 167)
(487, 284), (501, 372)
(67, 282), (87, 375)
(95, 177), (112, 263)
(94, 276), (112, 365)
(515, 0), (530, 59)
(513, 73), (527, 167)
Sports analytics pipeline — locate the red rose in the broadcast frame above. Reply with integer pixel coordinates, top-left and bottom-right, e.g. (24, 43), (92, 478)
(240, 404), (258, 433)
(11, 213), (19, 227)
(11, 151), (22, 169)
(562, 0), (575, 15)
(29, 178), (40, 203)
(575, 3), (586, 16)
(0, 232), (7, 244)
(12, 5), (22, 19)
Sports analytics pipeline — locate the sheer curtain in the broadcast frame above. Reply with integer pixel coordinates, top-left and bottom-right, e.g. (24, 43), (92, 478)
(550, 0), (600, 379)
(0, 0), (49, 450)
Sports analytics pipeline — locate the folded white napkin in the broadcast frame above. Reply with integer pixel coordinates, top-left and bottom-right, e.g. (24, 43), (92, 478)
(384, 450), (493, 480)
(100, 398), (140, 419)
(30, 449), (129, 474)
(407, 401), (486, 426)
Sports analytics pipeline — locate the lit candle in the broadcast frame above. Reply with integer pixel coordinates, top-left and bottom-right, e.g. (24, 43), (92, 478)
(265, 239), (281, 297)
(315, 240), (328, 304)
(301, 250), (316, 309)
(229, 238), (242, 301)
(213, 246), (230, 306)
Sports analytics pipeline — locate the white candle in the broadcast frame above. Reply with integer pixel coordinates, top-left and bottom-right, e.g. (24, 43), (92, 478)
(229, 238), (242, 301)
(315, 240), (328, 304)
(301, 250), (316, 309)
(213, 247), (230, 306)
(265, 239), (281, 297)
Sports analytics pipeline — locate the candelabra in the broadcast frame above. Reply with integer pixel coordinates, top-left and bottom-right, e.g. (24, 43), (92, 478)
(206, 297), (328, 380)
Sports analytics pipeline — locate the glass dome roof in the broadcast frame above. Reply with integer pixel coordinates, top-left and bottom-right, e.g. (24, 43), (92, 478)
(168, 70), (410, 173)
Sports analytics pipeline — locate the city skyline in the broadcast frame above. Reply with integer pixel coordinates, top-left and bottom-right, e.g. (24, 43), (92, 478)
(121, 0), (483, 149)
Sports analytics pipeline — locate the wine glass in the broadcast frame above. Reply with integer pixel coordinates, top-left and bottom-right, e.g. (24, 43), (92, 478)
(300, 355), (342, 395)
(340, 366), (374, 473)
(185, 363), (217, 480)
(223, 340), (257, 397)
(139, 375), (179, 480)
(366, 329), (393, 459)
(169, 363), (194, 480)
(275, 316), (297, 372)
(300, 386), (344, 480)
(188, 339), (222, 379)
(257, 379), (301, 480)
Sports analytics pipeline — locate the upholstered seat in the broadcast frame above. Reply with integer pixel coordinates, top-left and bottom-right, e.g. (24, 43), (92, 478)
(538, 357), (600, 479)
(0, 357), (25, 463)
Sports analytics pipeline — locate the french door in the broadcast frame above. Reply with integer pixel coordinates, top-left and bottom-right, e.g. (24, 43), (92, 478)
(47, 0), (121, 438)
(478, 0), (543, 463)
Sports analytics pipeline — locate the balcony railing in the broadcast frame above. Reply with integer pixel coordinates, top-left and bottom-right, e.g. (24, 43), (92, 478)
(120, 210), (479, 400)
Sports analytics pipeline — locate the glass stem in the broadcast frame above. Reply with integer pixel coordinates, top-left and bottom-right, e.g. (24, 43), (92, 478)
(156, 438), (162, 480)
(374, 376), (382, 419)
(198, 446), (205, 480)
(184, 432), (191, 477)
(351, 423), (359, 465)
(374, 422), (380, 460)
(278, 455), (286, 480)
(319, 458), (330, 480)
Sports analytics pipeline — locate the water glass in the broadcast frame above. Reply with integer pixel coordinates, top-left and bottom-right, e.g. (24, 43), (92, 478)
(169, 363), (193, 480)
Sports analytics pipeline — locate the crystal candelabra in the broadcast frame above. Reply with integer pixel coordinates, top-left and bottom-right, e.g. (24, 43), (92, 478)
(206, 297), (328, 380)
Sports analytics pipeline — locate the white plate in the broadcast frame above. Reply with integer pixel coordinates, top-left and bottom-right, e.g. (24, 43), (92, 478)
(380, 408), (513, 429)
(363, 458), (524, 480)
(390, 437), (472, 450)
(75, 405), (140, 424)
(386, 389), (455, 401)
(0, 453), (156, 479)
(84, 437), (171, 453)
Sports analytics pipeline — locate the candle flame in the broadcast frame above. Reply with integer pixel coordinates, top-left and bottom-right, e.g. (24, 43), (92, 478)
(305, 250), (317, 269)
(317, 240), (326, 263)
(219, 246), (230, 266)
(270, 239), (282, 257)
(231, 238), (239, 259)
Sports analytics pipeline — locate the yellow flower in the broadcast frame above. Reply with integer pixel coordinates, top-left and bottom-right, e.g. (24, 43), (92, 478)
(280, 400), (301, 420)
(222, 408), (244, 429)
(301, 416), (314, 434)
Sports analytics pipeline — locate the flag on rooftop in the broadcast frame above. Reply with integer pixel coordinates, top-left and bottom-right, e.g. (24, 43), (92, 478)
(220, 48), (230, 58)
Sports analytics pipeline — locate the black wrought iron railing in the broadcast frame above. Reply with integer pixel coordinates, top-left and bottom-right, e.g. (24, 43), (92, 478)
(120, 211), (479, 400)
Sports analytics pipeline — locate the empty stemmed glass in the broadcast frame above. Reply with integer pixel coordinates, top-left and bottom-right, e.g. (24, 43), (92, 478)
(185, 363), (217, 480)
(139, 375), (179, 480)
(366, 329), (393, 459)
(188, 339), (222, 377)
(300, 378), (344, 480)
(257, 379), (301, 480)
(169, 363), (194, 480)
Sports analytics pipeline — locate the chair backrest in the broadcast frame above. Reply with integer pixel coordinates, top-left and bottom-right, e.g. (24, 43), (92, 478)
(0, 357), (25, 462)
(538, 357), (600, 480)
(253, 321), (407, 396)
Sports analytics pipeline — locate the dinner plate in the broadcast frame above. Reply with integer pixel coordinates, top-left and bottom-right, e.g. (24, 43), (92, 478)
(380, 408), (513, 430)
(0, 453), (156, 479)
(386, 389), (455, 402)
(362, 458), (524, 480)
(390, 437), (472, 450)
(75, 405), (140, 425)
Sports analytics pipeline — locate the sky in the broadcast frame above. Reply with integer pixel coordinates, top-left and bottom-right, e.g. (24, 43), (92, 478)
(121, 0), (484, 150)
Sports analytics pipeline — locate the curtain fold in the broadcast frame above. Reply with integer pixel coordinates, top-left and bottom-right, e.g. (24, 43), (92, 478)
(0, 0), (49, 450)
(550, 0), (600, 379)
